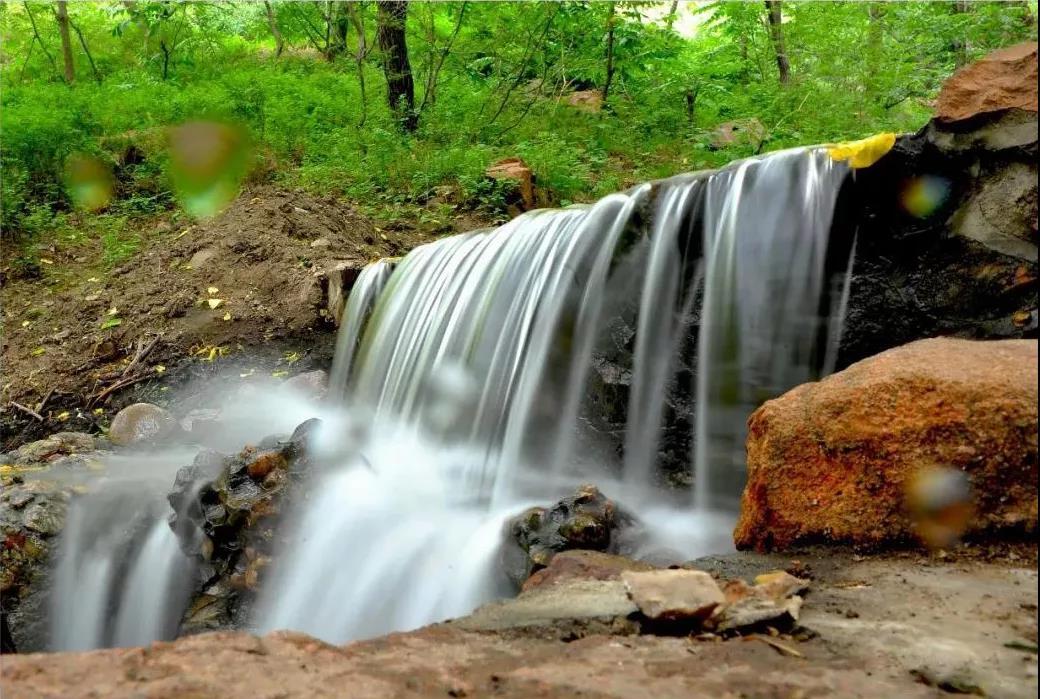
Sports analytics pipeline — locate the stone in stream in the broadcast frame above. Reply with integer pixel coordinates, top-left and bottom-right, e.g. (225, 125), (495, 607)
(109, 402), (178, 447)
(735, 338), (1039, 551)
(502, 484), (637, 589)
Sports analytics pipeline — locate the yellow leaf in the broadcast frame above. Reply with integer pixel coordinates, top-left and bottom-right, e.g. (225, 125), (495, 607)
(93, 408), (104, 415)
(207, 347), (217, 361)
(222, 312), (232, 321)
(57, 411), (71, 421)
(155, 364), (166, 374)
(271, 370), (289, 378)
(21, 320), (29, 327)
(40, 258), (54, 265)
(207, 286), (219, 295)
(107, 307), (118, 316)
(826, 133), (896, 169)
(87, 277), (100, 282)
(207, 298), (223, 309)
(31, 347), (45, 357)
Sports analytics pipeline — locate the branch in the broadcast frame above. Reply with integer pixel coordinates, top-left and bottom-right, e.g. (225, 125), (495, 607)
(22, 2), (58, 74)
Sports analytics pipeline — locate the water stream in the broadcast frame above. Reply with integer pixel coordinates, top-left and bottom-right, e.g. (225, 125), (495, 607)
(46, 146), (852, 649)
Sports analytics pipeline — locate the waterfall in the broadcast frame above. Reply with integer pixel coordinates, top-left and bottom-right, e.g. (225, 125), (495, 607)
(47, 453), (196, 651)
(255, 147), (852, 643)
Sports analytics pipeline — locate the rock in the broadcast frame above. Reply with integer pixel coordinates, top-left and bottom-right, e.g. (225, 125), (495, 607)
(735, 338), (1038, 551)
(713, 593), (803, 633)
(753, 570), (810, 601)
(949, 160), (1037, 262)
(521, 550), (655, 592)
(485, 157), (535, 211)
(456, 579), (639, 634)
(935, 42), (1038, 123)
(566, 89), (603, 112)
(323, 261), (364, 325)
(621, 569), (725, 622)
(310, 237), (331, 249)
(109, 403), (178, 447)
(502, 484), (635, 588)
(245, 450), (287, 481)
(12, 432), (95, 465)
(710, 118), (767, 150)
(281, 370), (328, 402)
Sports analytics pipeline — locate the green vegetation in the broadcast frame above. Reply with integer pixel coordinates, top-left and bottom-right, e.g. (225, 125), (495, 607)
(1, 1), (1036, 249)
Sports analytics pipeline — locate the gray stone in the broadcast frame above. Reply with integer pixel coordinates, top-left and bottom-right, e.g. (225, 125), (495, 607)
(456, 580), (638, 632)
(621, 569), (725, 622)
(280, 370), (328, 401)
(950, 160), (1038, 262)
(109, 403), (178, 447)
(22, 500), (65, 536)
(713, 594), (803, 632)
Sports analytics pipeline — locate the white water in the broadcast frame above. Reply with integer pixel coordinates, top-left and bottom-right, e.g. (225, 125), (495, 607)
(43, 147), (851, 649)
(255, 147), (852, 643)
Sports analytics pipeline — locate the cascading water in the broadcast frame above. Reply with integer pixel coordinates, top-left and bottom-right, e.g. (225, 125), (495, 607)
(48, 451), (197, 651)
(255, 146), (853, 643)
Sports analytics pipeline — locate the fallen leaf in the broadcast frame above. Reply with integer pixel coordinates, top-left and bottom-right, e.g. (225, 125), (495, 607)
(222, 312), (232, 321)
(100, 317), (122, 330)
(155, 365), (166, 374)
(31, 347), (45, 357)
(207, 298), (224, 309)
(106, 307), (118, 316)
(40, 258), (54, 265)
(57, 411), (71, 421)
(87, 277), (100, 282)
(207, 286), (219, 294)
(21, 320), (29, 327)
(744, 635), (804, 658)
(271, 370), (289, 378)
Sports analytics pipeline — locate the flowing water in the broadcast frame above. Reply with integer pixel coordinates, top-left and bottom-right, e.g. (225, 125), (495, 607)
(45, 146), (852, 649)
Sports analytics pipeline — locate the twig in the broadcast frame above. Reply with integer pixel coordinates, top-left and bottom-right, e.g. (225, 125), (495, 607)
(35, 389), (56, 414)
(122, 335), (161, 378)
(9, 402), (44, 422)
(743, 635), (804, 658)
(88, 374), (155, 407)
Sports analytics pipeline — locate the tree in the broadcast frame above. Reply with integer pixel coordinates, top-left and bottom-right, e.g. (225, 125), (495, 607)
(54, 0), (75, 83)
(376, 0), (416, 131)
(764, 0), (790, 84)
(264, 1), (285, 58)
(602, 1), (617, 101)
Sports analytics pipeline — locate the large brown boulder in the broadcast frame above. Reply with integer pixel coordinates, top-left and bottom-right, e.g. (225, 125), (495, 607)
(485, 157), (536, 211)
(935, 42), (1038, 123)
(735, 338), (1038, 551)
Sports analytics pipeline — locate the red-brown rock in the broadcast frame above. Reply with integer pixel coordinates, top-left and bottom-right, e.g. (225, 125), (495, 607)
(486, 157), (535, 210)
(935, 42), (1038, 122)
(521, 550), (655, 592)
(734, 338), (1038, 551)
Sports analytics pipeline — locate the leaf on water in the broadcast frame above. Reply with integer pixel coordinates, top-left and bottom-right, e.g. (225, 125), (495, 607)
(826, 133), (896, 169)
(100, 317), (122, 330)
(207, 298), (224, 309)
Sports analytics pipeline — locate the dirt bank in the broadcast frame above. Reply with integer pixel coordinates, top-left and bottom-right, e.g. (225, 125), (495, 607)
(0, 186), (492, 450)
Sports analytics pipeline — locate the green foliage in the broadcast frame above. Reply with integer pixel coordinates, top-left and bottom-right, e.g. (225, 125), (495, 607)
(1, 0), (1036, 251)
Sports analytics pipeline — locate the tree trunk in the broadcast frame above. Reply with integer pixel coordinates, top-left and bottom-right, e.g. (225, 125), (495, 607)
(264, 1), (285, 58)
(54, 1), (75, 83)
(666, 0), (679, 31)
(377, 0), (416, 131)
(602, 2), (617, 102)
(952, 0), (973, 67)
(764, 0), (790, 85)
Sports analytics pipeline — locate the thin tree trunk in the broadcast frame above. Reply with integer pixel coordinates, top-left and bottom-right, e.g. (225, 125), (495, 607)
(666, 0), (679, 31)
(603, 2), (617, 101)
(23, 2), (58, 75)
(264, 1), (285, 58)
(345, 2), (369, 127)
(419, 2), (467, 115)
(952, 0), (972, 67)
(764, 0), (790, 85)
(71, 19), (101, 83)
(54, 0), (76, 83)
(377, 0), (416, 131)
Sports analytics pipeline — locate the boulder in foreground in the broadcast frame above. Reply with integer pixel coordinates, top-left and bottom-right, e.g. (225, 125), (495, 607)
(735, 338), (1038, 551)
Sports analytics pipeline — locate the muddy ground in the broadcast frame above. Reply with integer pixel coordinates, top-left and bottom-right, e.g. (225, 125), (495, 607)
(2, 549), (1036, 699)
(0, 186), (494, 450)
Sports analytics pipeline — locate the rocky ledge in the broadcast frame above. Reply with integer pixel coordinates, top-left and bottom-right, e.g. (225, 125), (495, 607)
(2, 550), (1035, 699)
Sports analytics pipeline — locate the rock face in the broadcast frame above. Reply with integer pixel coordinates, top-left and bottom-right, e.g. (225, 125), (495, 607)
(935, 42), (1038, 123)
(502, 485), (635, 588)
(735, 338), (1038, 551)
(108, 403), (178, 447)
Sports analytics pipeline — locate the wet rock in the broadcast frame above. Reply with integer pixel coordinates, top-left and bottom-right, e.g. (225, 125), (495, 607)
(521, 550), (655, 592)
(935, 42), (1037, 123)
(621, 570), (724, 622)
(169, 426), (309, 634)
(11, 432), (95, 465)
(486, 157), (535, 211)
(281, 370), (328, 402)
(735, 338), (1038, 551)
(503, 484), (635, 588)
(109, 403), (178, 447)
